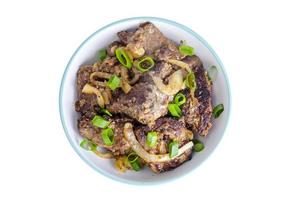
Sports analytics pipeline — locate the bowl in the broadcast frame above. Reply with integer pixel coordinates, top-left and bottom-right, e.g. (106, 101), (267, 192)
(59, 17), (231, 185)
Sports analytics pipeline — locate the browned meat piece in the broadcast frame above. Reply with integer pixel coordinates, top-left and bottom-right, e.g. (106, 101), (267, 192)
(78, 115), (132, 156)
(182, 56), (212, 136)
(107, 75), (173, 125)
(134, 118), (193, 173)
(153, 41), (183, 61)
(76, 65), (93, 95)
(118, 22), (181, 59)
(75, 94), (98, 118)
(75, 65), (98, 118)
(75, 63), (122, 118)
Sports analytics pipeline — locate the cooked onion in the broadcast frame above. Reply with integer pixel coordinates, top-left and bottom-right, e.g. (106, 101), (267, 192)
(90, 72), (112, 84)
(126, 44), (145, 58)
(82, 84), (105, 108)
(167, 59), (192, 73)
(120, 67), (132, 93)
(100, 88), (110, 105)
(121, 79), (132, 94)
(129, 67), (141, 85)
(123, 123), (193, 163)
(151, 69), (184, 95)
(104, 87), (112, 100)
(93, 149), (113, 159)
(114, 156), (130, 172)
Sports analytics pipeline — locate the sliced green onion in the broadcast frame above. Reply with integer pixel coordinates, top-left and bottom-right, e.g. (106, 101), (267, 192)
(101, 128), (114, 146)
(213, 104), (224, 119)
(194, 143), (204, 152)
(127, 153), (139, 163)
(80, 139), (97, 151)
(98, 49), (107, 61)
(192, 139), (204, 152)
(115, 47), (132, 69)
(130, 160), (141, 171)
(185, 72), (197, 92)
(134, 56), (155, 72)
(127, 153), (141, 171)
(169, 141), (179, 158)
(100, 108), (112, 117)
(168, 103), (182, 118)
(207, 65), (218, 81)
(174, 93), (186, 106)
(107, 75), (120, 91)
(146, 131), (158, 147)
(179, 45), (195, 56)
(92, 115), (110, 128)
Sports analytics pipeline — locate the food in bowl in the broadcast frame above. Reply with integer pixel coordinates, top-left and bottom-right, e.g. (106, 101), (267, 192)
(75, 22), (224, 173)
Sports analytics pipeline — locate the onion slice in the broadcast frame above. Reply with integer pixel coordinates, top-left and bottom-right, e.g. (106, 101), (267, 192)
(151, 69), (184, 95)
(123, 123), (193, 163)
(82, 83), (105, 108)
(120, 67), (132, 93)
(167, 59), (192, 73)
(93, 149), (113, 159)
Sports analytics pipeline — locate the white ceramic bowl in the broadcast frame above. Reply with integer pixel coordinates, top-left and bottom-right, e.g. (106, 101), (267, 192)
(59, 17), (231, 185)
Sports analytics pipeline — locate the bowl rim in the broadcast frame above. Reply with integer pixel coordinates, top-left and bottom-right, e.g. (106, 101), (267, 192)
(59, 16), (232, 185)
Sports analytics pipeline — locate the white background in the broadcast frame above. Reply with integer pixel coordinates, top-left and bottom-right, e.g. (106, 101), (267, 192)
(0, 0), (301, 199)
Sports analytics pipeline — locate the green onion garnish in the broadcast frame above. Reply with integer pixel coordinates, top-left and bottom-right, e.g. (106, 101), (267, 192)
(127, 153), (138, 163)
(92, 115), (110, 128)
(130, 161), (141, 171)
(185, 72), (197, 92)
(107, 75), (120, 91)
(168, 103), (182, 118)
(80, 139), (97, 151)
(174, 93), (186, 106)
(213, 104), (224, 119)
(115, 47), (132, 69)
(127, 153), (141, 171)
(192, 139), (205, 152)
(179, 45), (195, 56)
(100, 108), (112, 117)
(169, 141), (179, 158)
(99, 49), (107, 61)
(101, 128), (114, 146)
(146, 131), (158, 147)
(207, 65), (218, 81)
(134, 56), (155, 72)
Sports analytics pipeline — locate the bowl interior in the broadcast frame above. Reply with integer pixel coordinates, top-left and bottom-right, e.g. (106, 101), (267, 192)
(60, 17), (230, 184)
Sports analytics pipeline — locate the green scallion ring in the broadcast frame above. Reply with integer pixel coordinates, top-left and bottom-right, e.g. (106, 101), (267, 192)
(107, 75), (121, 91)
(179, 45), (195, 56)
(174, 93), (186, 106)
(207, 65), (218, 81)
(192, 139), (205, 152)
(168, 103), (182, 118)
(100, 108), (112, 117)
(169, 141), (179, 158)
(146, 131), (158, 147)
(101, 128), (114, 146)
(115, 47), (132, 69)
(80, 139), (97, 151)
(98, 49), (107, 61)
(213, 104), (224, 119)
(127, 153), (139, 163)
(134, 56), (155, 72)
(130, 160), (141, 171)
(91, 115), (110, 128)
(185, 72), (197, 92)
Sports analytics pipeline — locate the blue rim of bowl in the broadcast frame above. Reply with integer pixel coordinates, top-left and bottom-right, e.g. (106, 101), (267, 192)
(59, 16), (232, 185)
